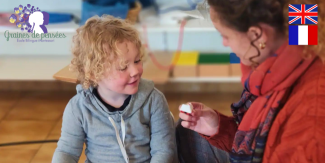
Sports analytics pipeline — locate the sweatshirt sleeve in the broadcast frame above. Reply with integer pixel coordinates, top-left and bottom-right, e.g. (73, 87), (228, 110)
(52, 99), (85, 163)
(149, 90), (178, 163)
(199, 110), (238, 153)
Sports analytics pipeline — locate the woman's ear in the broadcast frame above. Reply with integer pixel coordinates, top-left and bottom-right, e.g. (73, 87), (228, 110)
(247, 25), (268, 48)
(247, 26), (266, 41)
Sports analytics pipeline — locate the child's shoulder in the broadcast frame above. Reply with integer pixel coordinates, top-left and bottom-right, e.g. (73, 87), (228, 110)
(151, 87), (165, 99)
(64, 84), (92, 113)
(67, 93), (82, 105)
(138, 78), (166, 99)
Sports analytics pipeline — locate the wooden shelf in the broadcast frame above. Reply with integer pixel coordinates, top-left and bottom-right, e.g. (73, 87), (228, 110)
(53, 52), (174, 84)
(0, 53), (241, 83)
(0, 55), (71, 80)
(52, 65), (78, 83)
(168, 77), (241, 83)
(53, 52), (242, 84)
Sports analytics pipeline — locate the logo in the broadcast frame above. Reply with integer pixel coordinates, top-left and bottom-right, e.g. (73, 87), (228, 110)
(288, 4), (318, 45)
(5, 4), (66, 43)
(288, 4), (318, 25)
(9, 4), (49, 34)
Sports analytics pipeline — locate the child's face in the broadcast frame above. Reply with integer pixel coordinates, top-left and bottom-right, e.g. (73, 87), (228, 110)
(98, 41), (143, 95)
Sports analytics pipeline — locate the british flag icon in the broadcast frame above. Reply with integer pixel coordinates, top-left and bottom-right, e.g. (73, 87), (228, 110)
(288, 4), (318, 25)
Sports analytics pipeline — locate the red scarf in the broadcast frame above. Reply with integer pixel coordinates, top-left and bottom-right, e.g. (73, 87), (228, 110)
(230, 41), (316, 163)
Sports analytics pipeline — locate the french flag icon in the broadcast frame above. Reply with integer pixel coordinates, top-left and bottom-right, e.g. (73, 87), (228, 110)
(288, 25), (318, 45)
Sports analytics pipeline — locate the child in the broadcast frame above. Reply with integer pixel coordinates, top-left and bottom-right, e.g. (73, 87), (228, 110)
(52, 15), (178, 163)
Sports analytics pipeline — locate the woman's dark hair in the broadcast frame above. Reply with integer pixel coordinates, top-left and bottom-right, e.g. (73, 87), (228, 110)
(207, 0), (325, 64)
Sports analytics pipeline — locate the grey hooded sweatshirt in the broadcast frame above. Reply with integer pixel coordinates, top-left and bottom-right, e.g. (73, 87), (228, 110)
(52, 79), (178, 163)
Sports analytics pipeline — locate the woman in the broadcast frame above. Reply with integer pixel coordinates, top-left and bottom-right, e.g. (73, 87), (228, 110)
(176, 0), (325, 163)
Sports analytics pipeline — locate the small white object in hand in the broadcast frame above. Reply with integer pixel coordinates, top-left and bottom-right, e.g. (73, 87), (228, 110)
(180, 104), (193, 114)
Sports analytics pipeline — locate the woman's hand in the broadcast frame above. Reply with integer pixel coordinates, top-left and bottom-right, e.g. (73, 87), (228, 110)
(178, 102), (219, 136)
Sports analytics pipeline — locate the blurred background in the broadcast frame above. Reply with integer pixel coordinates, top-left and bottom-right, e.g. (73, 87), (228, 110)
(0, 0), (242, 162)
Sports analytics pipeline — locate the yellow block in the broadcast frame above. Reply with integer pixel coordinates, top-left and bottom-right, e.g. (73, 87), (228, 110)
(172, 51), (199, 66)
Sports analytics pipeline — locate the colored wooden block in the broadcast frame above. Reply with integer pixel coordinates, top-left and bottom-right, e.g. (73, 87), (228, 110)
(172, 51), (199, 66)
(172, 51), (199, 77)
(173, 66), (197, 77)
(198, 53), (230, 64)
(197, 53), (230, 77)
(230, 64), (241, 76)
(230, 53), (240, 64)
(199, 64), (230, 77)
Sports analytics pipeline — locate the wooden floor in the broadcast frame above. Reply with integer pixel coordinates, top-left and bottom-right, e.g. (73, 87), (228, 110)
(0, 90), (239, 163)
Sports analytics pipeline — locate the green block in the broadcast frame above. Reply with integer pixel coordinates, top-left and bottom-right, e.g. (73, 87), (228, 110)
(198, 53), (230, 64)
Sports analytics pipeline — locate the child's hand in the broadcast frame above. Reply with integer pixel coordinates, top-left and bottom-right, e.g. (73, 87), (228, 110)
(178, 102), (219, 136)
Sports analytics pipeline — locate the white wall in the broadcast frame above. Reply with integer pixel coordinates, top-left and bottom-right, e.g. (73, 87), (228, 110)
(0, 0), (234, 80)
(0, 0), (232, 56)
(0, 0), (81, 12)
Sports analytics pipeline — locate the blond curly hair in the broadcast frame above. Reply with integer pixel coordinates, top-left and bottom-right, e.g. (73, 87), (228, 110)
(70, 15), (144, 89)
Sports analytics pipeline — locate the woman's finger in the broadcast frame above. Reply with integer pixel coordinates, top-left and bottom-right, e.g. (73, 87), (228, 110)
(179, 112), (197, 122)
(181, 121), (196, 130)
(179, 102), (203, 117)
(186, 105), (203, 117)
(187, 102), (204, 110)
